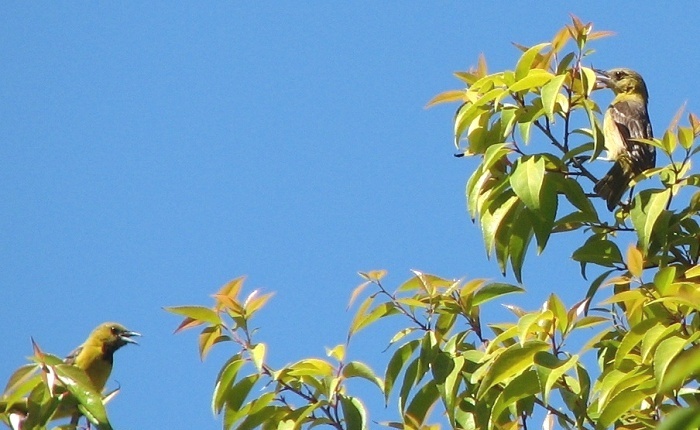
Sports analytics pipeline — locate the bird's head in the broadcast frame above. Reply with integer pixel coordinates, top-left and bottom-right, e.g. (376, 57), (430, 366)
(89, 322), (140, 353)
(594, 68), (649, 100)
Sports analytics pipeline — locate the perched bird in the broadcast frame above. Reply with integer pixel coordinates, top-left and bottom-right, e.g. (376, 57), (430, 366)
(63, 322), (140, 398)
(1, 322), (139, 428)
(593, 68), (655, 211)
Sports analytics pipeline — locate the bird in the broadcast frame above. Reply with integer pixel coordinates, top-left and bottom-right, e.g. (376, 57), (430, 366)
(592, 68), (655, 211)
(0, 322), (139, 429)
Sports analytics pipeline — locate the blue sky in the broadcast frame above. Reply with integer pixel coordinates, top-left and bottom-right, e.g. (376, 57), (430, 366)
(1, 3), (699, 429)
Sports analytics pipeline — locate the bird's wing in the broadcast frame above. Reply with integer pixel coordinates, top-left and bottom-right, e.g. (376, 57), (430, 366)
(64, 345), (84, 366)
(610, 99), (656, 171)
(610, 99), (653, 141)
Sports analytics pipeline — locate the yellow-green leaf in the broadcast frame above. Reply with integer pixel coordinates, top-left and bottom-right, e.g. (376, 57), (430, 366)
(166, 306), (222, 326)
(343, 361), (383, 392)
(630, 189), (671, 253)
(514, 43), (550, 81)
(426, 90), (465, 108)
(476, 341), (549, 399)
(509, 70), (554, 93)
(250, 343), (265, 373)
(541, 74), (567, 116)
(626, 245), (643, 278)
(339, 395), (367, 430)
(510, 156), (545, 211)
(212, 354), (244, 415)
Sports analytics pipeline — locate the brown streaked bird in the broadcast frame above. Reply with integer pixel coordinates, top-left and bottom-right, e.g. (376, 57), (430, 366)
(593, 68), (655, 211)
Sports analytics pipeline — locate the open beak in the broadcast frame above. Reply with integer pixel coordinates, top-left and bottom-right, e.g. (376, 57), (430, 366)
(593, 68), (612, 89)
(119, 330), (141, 345)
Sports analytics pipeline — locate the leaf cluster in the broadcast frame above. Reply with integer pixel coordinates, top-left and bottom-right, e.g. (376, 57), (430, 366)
(166, 277), (380, 430)
(163, 15), (700, 430)
(0, 340), (117, 430)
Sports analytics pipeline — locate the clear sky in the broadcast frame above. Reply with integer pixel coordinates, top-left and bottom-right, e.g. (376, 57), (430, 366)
(1, 3), (699, 429)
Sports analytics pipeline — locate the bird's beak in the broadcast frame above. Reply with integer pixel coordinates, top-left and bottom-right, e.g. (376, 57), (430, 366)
(120, 331), (141, 345)
(593, 68), (612, 89)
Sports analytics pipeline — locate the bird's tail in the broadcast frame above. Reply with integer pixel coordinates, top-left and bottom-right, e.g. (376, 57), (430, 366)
(594, 161), (633, 211)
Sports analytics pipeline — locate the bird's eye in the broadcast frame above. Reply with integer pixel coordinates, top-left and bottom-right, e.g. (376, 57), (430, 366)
(110, 326), (118, 334)
(614, 71), (625, 79)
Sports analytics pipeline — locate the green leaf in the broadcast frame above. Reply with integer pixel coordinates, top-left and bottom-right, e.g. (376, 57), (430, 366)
(596, 387), (648, 429)
(530, 177), (557, 253)
(472, 283), (524, 306)
(575, 363), (591, 407)
(541, 74), (567, 117)
(165, 305), (222, 326)
(508, 69), (554, 93)
(212, 354), (244, 415)
(286, 359), (335, 378)
(654, 266), (677, 295)
(626, 245), (643, 278)
(571, 315), (608, 330)
(657, 407), (700, 430)
(429, 352), (455, 386)
(584, 99), (605, 161)
(661, 129), (677, 154)
(425, 89), (466, 108)
(654, 336), (688, 389)
(235, 403), (281, 430)
(547, 294), (568, 333)
(613, 318), (656, 368)
(434, 354), (463, 425)
(466, 164), (487, 220)
(404, 381), (439, 426)
(510, 156), (545, 211)
(454, 89), (504, 145)
(340, 395), (367, 430)
(398, 358), (419, 413)
(342, 361), (383, 392)
(660, 344), (700, 392)
(580, 66), (597, 97)
(490, 369), (539, 424)
(686, 264), (700, 279)
(222, 391), (275, 430)
(493, 200), (517, 276)
(397, 272), (452, 293)
(1, 364), (42, 412)
(555, 176), (598, 219)
(514, 43), (550, 81)
(286, 401), (324, 428)
(481, 192), (519, 257)
(572, 238), (623, 268)
(585, 268), (615, 299)
(476, 341), (549, 399)
(384, 339), (420, 403)
(518, 119), (533, 145)
(224, 374), (259, 415)
(532, 352), (576, 405)
(678, 126), (695, 150)
(499, 107), (518, 138)
(630, 189), (671, 253)
(326, 344), (346, 362)
(482, 143), (512, 172)
(349, 299), (398, 338)
(198, 325), (229, 360)
(508, 205), (533, 283)
(250, 343), (265, 373)
(54, 364), (111, 430)
(516, 311), (548, 347)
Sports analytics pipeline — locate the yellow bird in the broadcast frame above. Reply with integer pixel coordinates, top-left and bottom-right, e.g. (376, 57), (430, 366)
(593, 68), (655, 211)
(1, 322), (139, 428)
(63, 322), (140, 396)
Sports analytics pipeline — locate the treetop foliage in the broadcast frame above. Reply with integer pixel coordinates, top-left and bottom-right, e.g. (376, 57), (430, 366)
(2, 15), (700, 430)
